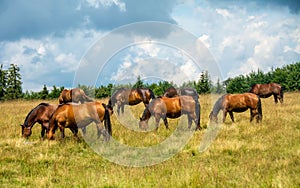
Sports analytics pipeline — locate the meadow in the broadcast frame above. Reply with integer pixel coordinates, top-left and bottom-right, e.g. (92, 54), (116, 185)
(0, 92), (299, 187)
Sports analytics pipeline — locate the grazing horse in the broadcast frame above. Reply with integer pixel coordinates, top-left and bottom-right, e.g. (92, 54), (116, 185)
(139, 96), (201, 131)
(58, 88), (94, 104)
(108, 88), (155, 115)
(209, 93), (262, 123)
(21, 103), (58, 139)
(249, 83), (283, 104)
(47, 102), (112, 141)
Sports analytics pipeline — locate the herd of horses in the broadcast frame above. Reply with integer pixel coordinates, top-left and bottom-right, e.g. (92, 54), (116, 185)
(21, 83), (284, 141)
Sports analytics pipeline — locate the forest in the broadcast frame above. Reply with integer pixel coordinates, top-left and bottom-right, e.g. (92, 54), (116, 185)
(0, 62), (299, 101)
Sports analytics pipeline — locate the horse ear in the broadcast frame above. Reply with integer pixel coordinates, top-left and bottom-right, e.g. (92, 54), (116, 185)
(140, 117), (142, 121)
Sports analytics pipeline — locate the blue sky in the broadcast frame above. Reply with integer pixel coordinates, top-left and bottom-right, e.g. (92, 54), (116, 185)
(0, 0), (299, 91)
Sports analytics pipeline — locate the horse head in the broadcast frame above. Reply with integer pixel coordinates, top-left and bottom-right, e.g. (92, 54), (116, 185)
(20, 124), (32, 138)
(209, 111), (218, 123)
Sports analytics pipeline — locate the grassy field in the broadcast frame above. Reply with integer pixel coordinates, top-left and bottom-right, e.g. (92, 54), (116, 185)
(0, 92), (299, 187)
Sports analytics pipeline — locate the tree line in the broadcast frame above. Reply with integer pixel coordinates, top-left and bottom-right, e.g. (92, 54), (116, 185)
(0, 62), (299, 101)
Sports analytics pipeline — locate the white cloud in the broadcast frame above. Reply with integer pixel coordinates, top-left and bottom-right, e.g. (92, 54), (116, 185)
(198, 34), (211, 48)
(216, 8), (232, 18)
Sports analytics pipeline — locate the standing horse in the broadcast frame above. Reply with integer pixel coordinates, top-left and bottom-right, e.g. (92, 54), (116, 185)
(249, 83), (283, 104)
(47, 102), (112, 141)
(108, 88), (155, 115)
(139, 96), (201, 131)
(209, 93), (262, 123)
(58, 88), (94, 104)
(164, 87), (200, 122)
(21, 103), (58, 139)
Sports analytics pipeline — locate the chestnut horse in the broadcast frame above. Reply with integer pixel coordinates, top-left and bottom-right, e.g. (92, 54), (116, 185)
(108, 88), (155, 115)
(21, 103), (58, 139)
(58, 88), (94, 104)
(47, 102), (112, 141)
(249, 83), (283, 104)
(209, 93), (262, 123)
(139, 96), (201, 131)
(163, 87), (200, 121)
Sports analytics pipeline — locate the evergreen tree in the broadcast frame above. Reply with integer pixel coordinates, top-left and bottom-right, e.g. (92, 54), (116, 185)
(5, 64), (22, 100)
(133, 75), (144, 89)
(0, 64), (7, 100)
(40, 85), (49, 99)
(215, 78), (225, 94)
(197, 71), (211, 94)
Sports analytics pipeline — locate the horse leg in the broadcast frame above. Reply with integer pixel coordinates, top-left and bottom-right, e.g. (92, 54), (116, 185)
(121, 104), (125, 114)
(81, 127), (87, 135)
(163, 117), (169, 130)
(187, 114), (193, 129)
(97, 122), (109, 141)
(70, 127), (79, 140)
(117, 105), (120, 115)
(229, 111), (234, 123)
(59, 126), (65, 139)
(273, 94), (278, 104)
(250, 109), (257, 122)
(41, 126), (46, 140)
(222, 110), (227, 123)
(155, 115), (161, 131)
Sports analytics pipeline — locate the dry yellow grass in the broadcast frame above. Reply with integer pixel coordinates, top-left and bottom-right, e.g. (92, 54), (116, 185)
(0, 92), (299, 187)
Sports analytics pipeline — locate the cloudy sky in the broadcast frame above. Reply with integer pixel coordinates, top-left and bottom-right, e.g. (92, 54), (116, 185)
(0, 0), (299, 91)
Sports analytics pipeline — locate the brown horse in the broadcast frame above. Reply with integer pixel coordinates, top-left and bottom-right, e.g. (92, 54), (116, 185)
(209, 93), (262, 123)
(21, 103), (58, 139)
(249, 83), (283, 104)
(108, 88), (155, 115)
(47, 102), (112, 141)
(58, 88), (94, 104)
(139, 96), (201, 131)
(164, 87), (200, 120)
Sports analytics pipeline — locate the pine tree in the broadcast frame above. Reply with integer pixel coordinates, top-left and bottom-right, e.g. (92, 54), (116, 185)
(5, 64), (22, 100)
(0, 64), (7, 100)
(133, 75), (144, 89)
(40, 85), (49, 99)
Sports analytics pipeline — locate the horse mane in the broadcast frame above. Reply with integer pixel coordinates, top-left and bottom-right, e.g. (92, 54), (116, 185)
(24, 103), (49, 126)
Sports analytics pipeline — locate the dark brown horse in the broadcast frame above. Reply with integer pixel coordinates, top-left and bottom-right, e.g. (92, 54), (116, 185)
(47, 101), (112, 141)
(21, 103), (58, 139)
(139, 96), (201, 130)
(209, 93), (262, 123)
(249, 83), (283, 104)
(58, 88), (94, 104)
(108, 88), (155, 115)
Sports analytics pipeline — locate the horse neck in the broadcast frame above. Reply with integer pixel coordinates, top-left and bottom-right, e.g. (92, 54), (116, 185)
(24, 105), (42, 127)
(141, 108), (151, 121)
(212, 95), (224, 116)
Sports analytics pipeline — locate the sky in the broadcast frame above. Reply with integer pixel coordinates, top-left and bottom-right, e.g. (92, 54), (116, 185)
(0, 0), (299, 91)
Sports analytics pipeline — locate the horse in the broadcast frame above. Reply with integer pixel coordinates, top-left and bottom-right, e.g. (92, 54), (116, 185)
(209, 93), (262, 123)
(108, 88), (155, 115)
(47, 101), (113, 141)
(249, 83), (283, 104)
(139, 96), (201, 131)
(163, 87), (200, 121)
(58, 88), (94, 104)
(21, 103), (58, 139)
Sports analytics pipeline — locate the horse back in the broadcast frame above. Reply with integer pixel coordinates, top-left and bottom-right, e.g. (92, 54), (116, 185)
(226, 93), (259, 111)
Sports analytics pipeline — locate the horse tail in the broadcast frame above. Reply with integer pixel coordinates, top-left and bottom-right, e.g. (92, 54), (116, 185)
(104, 105), (112, 136)
(148, 89), (155, 99)
(195, 99), (201, 128)
(257, 95), (263, 121)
